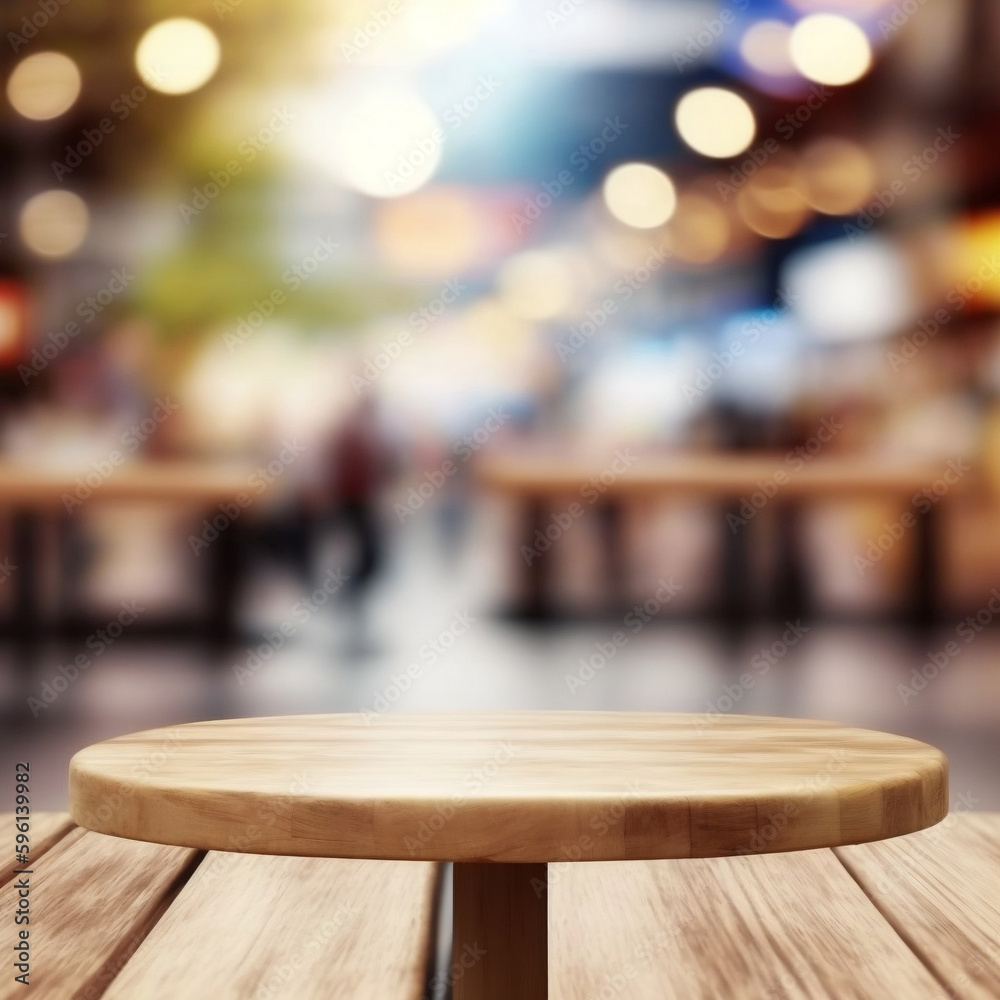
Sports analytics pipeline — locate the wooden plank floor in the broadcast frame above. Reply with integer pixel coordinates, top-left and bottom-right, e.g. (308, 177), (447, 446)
(6, 813), (1000, 998)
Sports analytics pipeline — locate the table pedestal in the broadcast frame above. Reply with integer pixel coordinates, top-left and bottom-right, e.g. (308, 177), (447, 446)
(453, 862), (548, 1000)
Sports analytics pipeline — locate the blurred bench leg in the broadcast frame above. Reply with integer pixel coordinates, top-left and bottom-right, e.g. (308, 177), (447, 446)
(518, 497), (553, 620)
(720, 500), (752, 624)
(913, 504), (939, 629)
(596, 499), (626, 615)
(208, 516), (243, 651)
(773, 500), (810, 623)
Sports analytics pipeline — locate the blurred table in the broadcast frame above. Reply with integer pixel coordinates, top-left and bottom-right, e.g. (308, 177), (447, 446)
(477, 450), (972, 624)
(0, 460), (262, 646)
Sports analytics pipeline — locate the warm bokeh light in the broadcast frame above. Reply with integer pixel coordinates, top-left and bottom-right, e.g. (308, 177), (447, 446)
(668, 193), (730, 264)
(602, 163), (677, 229)
(299, 83), (442, 198)
(735, 166), (810, 239)
(19, 190), (89, 258)
(675, 88), (756, 159)
(739, 20), (796, 77)
(135, 18), (221, 95)
(800, 137), (877, 215)
(790, 14), (872, 86)
(6, 52), (81, 121)
(375, 188), (482, 276)
(497, 249), (577, 321)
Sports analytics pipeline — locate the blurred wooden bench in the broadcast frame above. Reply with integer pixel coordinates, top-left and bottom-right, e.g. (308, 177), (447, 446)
(4, 812), (999, 999)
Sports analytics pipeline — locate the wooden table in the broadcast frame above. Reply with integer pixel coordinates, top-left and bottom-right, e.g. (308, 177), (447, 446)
(69, 711), (948, 1000)
(477, 450), (971, 624)
(0, 460), (261, 646)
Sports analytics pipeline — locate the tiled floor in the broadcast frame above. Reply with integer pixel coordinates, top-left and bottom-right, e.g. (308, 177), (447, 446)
(3, 513), (999, 813)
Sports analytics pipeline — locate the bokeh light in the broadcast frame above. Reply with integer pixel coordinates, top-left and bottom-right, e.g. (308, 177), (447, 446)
(790, 14), (872, 86)
(739, 21), (796, 77)
(299, 83), (442, 198)
(19, 190), (89, 258)
(497, 249), (577, 321)
(375, 188), (482, 277)
(800, 137), (877, 215)
(602, 163), (677, 229)
(675, 88), (756, 159)
(135, 19), (221, 95)
(668, 193), (730, 264)
(6, 52), (81, 121)
(735, 165), (810, 239)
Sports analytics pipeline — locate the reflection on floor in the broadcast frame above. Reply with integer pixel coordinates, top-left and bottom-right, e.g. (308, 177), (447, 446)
(3, 514), (999, 813)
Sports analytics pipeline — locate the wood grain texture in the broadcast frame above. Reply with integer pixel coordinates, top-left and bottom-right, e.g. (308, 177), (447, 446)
(69, 712), (947, 861)
(0, 827), (198, 1000)
(453, 863), (547, 1000)
(477, 451), (970, 499)
(0, 460), (262, 506)
(0, 812), (73, 887)
(835, 812), (1000, 1000)
(104, 851), (439, 1000)
(550, 849), (950, 999)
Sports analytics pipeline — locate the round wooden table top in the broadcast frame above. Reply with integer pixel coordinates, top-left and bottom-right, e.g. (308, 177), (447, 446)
(69, 712), (948, 862)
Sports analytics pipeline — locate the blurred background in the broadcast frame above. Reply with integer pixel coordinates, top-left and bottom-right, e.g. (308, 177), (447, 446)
(2, 0), (999, 811)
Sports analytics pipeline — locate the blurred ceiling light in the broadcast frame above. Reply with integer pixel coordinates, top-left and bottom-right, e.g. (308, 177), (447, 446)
(135, 18), (220, 95)
(602, 163), (676, 229)
(789, 14), (871, 86)
(302, 83), (442, 198)
(800, 137), (876, 215)
(19, 190), (89, 258)
(497, 249), (576, 321)
(675, 88), (755, 159)
(375, 188), (481, 276)
(783, 236), (913, 342)
(668, 192), (730, 264)
(739, 20), (796, 77)
(6, 52), (81, 120)
(735, 165), (810, 239)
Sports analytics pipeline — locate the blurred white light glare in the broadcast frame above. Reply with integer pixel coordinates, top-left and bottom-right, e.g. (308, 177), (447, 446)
(497, 249), (576, 320)
(300, 84), (442, 198)
(135, 19), (220, 95)
(789, 14), (871, 86)
(603, 163), (676, 229)
(19, 190), (89, 258)
(739, 21), (796, 76)
(783, 237), (912, 343)
(675, 88), (755, 159)
(6, 52), (81, 120)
